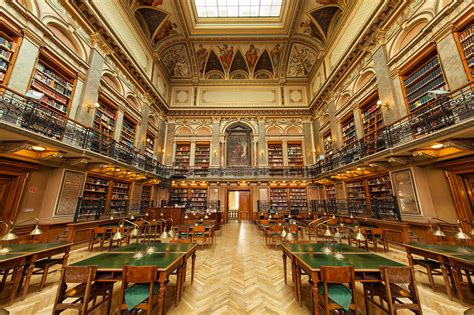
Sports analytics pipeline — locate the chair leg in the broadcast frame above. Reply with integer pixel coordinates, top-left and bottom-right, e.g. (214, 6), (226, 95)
(426, 266), (436, 290)
(39, 265), (50, 290)
(363, 286), (370, 315)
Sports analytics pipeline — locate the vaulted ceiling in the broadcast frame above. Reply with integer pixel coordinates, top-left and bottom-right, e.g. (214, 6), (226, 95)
(124, 0), (352, 83)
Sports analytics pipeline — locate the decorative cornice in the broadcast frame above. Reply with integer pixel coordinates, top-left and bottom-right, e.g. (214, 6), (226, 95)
(167, 109), (311, 117)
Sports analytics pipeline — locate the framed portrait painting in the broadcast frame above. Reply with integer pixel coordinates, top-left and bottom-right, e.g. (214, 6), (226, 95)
(390, 169), (420, 215)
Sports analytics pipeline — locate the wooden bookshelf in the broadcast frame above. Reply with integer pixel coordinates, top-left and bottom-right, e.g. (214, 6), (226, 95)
(30, 60), (75, 115)
(289, 188), (308, 212)
(270, 188), (288, 211)
(346, 180), (367, 201)
(323, 131), (333, 155)
(174, 143), (191, 175)
(145, 132), (155, 156)
(190, 188), (208, 211)
(325, 184), (336, 201)
(361, 95), (384, 136)
(402, 54), (447, 112)
(367, 174), (393, 201)
(93, 98), (116, 137)
(194, 143), (210, 168)
(0, 31), (19, 84)
(169, 188), (188, 206)
(341, 115), (356, 146)
(82, 175), (110, 202)
(268, 142), (283, 167)
(456, 20), (474, 80)
(141, 185), (151, 209)
(120, 116), (136, 148)
(110, 180), (130, 214)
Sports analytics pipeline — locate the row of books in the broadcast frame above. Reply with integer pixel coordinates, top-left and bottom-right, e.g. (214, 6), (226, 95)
(36, 63), (73, 90)
(403, 56), (440, 88)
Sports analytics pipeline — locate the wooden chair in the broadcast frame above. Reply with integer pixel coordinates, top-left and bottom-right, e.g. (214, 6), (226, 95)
(120, 266), (160, 315)
(288, 225), (299, 242)
(348, 227), (369, 250)
(191, 225), (207, 247)
(176, 225), (191, 240)
(53, 266), (113, 315)
(33, 255), (66, 291)
(265, 225), (283, 246)
(88, 227), (110, 251)
(369, 228), (389, 252)
(170, 238), (191, 244)
(363, 266), (422, 314)
(316, 266), (357, 314)
(411, 258), (443, 291)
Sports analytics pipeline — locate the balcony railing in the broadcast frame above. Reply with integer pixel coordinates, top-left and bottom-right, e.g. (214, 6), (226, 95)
(1, 85), (472, 181)
(312, 85), (474, 176)
(0, 88), (166, 175)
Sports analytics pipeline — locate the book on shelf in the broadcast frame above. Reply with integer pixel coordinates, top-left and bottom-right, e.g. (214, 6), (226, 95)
(459, 23), (474, 78)
(268, 143), (283, 167)
(121, 118), (136, 148)
(402, 55), (447, 111)
(342, 118), (356, 145)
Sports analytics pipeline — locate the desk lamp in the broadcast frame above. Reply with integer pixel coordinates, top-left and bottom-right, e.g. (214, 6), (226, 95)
(456, 219), (472, 240)
(458, 218), (473, 236)
(428, 217), (455, 238)
(355, 229), (365, 242)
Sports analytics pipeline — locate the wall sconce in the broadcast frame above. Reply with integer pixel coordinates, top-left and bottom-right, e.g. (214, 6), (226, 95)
(377, 100), (390, 110)
(260, 149), (265, 156)
(87, 102), (100, 113)
(213, 149), (217, 157)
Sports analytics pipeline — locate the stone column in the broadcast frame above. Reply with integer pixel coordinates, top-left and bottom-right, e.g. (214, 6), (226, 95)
(328, 102), (342, 149)
(210, 119), (220, 167)
(437, 32), (470, 91)
(252, 138), (258, 167)
(114, 110), (124, 142)
(303, 122), (313, 165)
(163, 121), (175, 166)
(155, 118), (166, 162)
(353, 108), (363, 139)
(257, 119), (267, 166)
(282, 140), (288, 166)
(312, 117), (322, 159)
(372, 45), (405, 125)
(7, 34), (40, 93)
(75, 34), (109, 127)
(135, 103), (150, 153)
(189, 141), (196, 167)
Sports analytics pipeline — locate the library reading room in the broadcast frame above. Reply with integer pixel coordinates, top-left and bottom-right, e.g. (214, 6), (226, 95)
(0, 0), (473, 314)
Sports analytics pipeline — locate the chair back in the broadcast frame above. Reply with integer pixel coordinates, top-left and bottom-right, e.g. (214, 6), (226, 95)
(289, 225), (299, 233)
(192, 225), (205, 233)
(177, 225), (191, 233)
(320, 266), (355, 284)
(380, 266), (415, 286)
(379, 266), (421, 311)
(94, 227), (108, 235)
(203, 220), (216, 225)
(371, 228), (385, 235)
(269, 225), (283, 233)
(63, 265), (97, 284)
(123, 266), (157, 284)
(260, 220), (270, 225)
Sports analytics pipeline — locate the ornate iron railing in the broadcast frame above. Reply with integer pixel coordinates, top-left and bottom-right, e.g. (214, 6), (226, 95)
(311, 85), (473, 176)
(0, 88), (166, 176)
(172, 166), (311, 179)
(310, 197), (401, 221)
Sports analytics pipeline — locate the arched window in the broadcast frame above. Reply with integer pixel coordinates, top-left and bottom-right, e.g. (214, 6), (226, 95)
(226, 123), (252, 167)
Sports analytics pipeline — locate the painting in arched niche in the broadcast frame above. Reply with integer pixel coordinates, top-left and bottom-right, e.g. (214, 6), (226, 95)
(226, 123), (252, 167)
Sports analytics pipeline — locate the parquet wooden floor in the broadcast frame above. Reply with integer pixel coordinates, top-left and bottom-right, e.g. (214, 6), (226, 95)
(2, 221), (472, 314)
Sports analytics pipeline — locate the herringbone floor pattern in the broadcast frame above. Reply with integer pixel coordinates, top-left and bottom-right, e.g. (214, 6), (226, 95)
(2, 221), (472, 314)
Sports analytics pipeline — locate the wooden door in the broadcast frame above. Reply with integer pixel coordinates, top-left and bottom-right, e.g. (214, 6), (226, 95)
(238, 191), (251, 221)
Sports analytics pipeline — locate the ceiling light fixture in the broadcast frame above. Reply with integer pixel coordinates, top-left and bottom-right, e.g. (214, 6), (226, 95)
(430, 143), (444, 149)
(31, 145), (45, 152)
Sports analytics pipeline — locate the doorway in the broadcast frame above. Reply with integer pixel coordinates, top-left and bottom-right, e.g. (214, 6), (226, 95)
(227, 190), (251, 221)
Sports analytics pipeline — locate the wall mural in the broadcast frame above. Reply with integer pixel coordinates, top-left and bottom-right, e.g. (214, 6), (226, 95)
(194, 43), (283, 80)
(160, 44), (191, 78)
(286, 43), (319, 78)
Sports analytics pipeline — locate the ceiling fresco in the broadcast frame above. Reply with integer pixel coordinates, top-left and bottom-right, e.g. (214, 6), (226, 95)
(126, 0), (350, 82)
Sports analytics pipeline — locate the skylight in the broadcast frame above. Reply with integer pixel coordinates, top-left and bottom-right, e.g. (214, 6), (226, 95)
(194, 0), (283, 18)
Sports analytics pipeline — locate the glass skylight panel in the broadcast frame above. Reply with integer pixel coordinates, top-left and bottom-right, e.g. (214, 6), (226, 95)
(194, 0), (283, 18)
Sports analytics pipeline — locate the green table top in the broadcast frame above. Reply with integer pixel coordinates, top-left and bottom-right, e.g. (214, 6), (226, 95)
(6, 242), (69, 253)
(110, 243), (195, 253)
(407, 243), (474, 254)
(283, 243), (366, 253)
(295, 253), (404, 271)
(72, 252), (184, 271)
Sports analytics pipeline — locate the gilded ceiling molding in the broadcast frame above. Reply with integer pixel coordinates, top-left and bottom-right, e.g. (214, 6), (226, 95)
(66, 0), (169, 112)
(309, 0), (402, 112)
